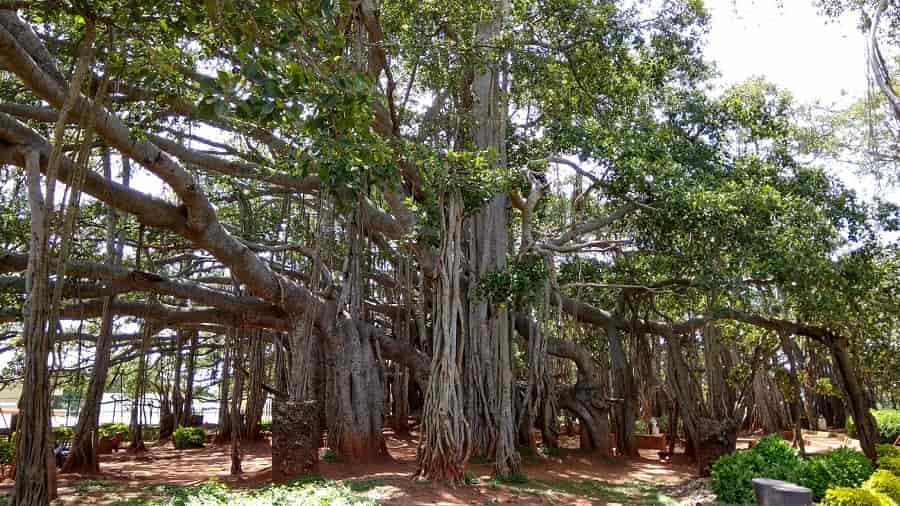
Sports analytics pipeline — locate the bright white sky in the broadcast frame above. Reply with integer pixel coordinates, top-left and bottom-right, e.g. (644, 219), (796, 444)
(703, 0), (899, 213)
(705, 0), (868, 104)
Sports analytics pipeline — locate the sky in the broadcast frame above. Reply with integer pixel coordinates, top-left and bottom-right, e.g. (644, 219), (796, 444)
(702, 0), (899, 211)
(704, 0), (868, 105)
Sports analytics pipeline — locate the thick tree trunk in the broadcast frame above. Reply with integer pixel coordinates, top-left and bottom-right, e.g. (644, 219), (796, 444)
(464, 197), (520, 476)
(667, 335), (737, 475)
(416, 193), (471, 484)
(324, 318), (388, 461)
(828, 336), (878, 461)
(607, 318), (637, 457)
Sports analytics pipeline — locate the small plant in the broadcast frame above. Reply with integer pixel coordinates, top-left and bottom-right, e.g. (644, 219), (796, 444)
(820, 487), (891, 506)
(864, 470), (900, 504)
(322, 449), (341, 462)
(463, 471), (479, 485)
(173, 426), (205, 449)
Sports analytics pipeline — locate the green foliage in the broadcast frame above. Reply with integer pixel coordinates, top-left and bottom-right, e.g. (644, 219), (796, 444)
(864, 470), (900, 504)
(848, 411), (900, 444)
(477, 254), (549, 306)
(99, 423), (130, 440)
(119, 479), (376, 506)
(343, 478), (384, 492)
(821, 487), (895, 506)
(877, 445), (900, 461)
(711, 435), (803, 505)
(494, 472), (529, 485)
(0, 438), (14, 465)
(797, 448), (875, 501)
(259, 421), (271, 433)
(52, 426), (74, 442)
(173, 426), (205, 449)
(322, 449), (341, 462)
(880, 458), (900, 476)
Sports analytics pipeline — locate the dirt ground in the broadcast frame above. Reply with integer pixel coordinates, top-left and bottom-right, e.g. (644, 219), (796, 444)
(0, 429), (856, 505)
(0, 430), (697, 505)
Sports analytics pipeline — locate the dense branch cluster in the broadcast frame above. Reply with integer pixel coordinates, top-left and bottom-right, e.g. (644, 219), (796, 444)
(0, 1), (896, 504)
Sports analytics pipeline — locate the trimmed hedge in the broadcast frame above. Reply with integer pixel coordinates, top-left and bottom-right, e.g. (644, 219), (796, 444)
(848, 411), (900, 444)
(174, 426), (205, 449)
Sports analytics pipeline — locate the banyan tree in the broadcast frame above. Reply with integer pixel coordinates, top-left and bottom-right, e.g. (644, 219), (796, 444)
(0, 1), (896, 505)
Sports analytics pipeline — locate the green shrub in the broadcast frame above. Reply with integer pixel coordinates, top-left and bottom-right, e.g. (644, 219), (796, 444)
(877, 445), (900, 461)
(880, 457), (900, 476)
(99, 423), (130, 440)
(52, 426), (74, 442)
(0, 439), (14, 465)
(797, 448), (875, 501)
(821, 487), (893, 506)
(848, 411), (900, 444)
(711, 436), (805, 504)
(753, 435), (804, 475)
(173, 426), (205, 449)
(259, 421), (271, 432)
(711, 449), (764, 505)
(865, 470), (900, 504)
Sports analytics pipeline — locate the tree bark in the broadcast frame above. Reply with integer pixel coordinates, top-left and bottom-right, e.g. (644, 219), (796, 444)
(416, 192), (471, 484)
(230, 331), (244, 475)
(12, 150), (56, 505)
(64, 150), (128, 474)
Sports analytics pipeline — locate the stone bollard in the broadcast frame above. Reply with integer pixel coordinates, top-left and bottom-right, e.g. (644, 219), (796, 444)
(752, 478), (812, 506)
(272, 398), (319, 482)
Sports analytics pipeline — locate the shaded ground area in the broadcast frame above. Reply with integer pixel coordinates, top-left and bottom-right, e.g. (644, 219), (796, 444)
(0, 429), (856, 504)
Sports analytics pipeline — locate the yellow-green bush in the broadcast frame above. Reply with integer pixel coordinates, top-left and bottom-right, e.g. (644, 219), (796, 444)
(864, 470), (900, 504)
(877, 445), (900, 461)
(880, 458), (900, 476)
(820, 487), (895, 506)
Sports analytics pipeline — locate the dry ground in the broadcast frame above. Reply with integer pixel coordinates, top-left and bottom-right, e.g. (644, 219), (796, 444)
(0, 429), (856, 505)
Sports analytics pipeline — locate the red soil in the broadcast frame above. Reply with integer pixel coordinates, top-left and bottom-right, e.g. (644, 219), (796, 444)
(0, 430), (699, 505)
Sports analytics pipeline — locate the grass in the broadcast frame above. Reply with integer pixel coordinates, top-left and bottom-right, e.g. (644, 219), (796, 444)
(343, 477), (386, 492)
(92, 478), (377, 506)
(322, 449), (342, 462)
(502, 478), (679, 505)
(72, 480), (121, 495)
